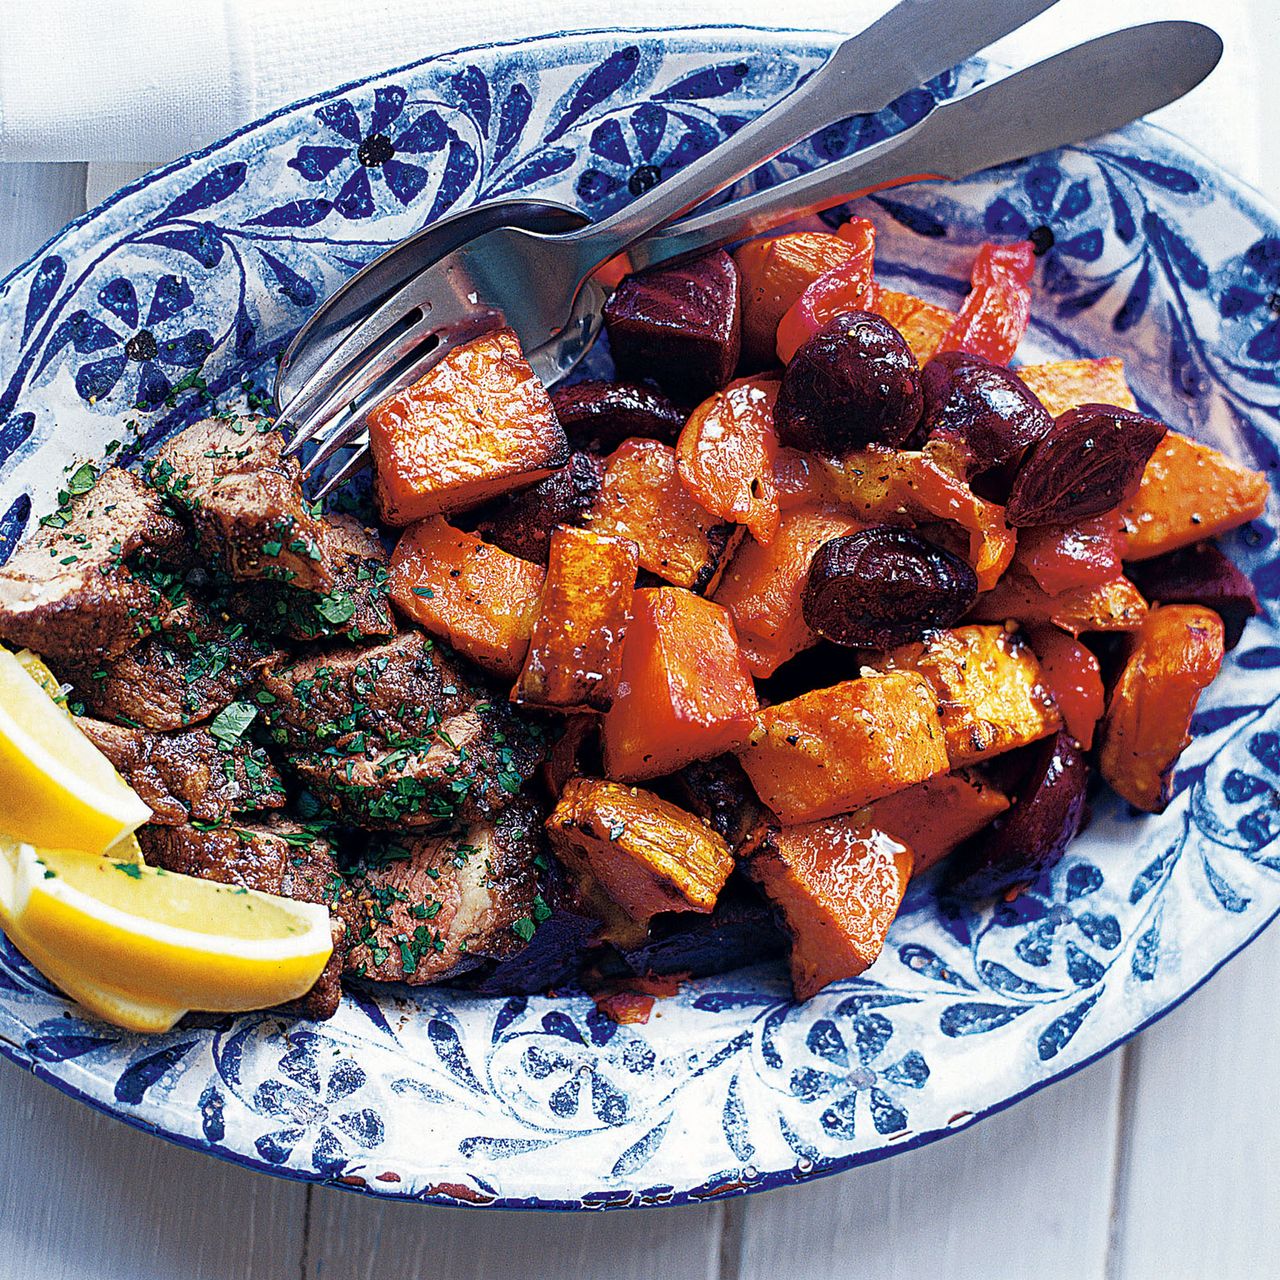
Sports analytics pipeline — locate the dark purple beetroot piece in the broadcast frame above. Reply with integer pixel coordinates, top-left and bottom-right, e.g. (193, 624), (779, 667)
(920, 350), (1053, 472)
(802, 525), (977, 649)
(944, 730), (1088, 899)
(459, 860), (604, 995)
(616, 874), (789, 979)
(1006, 404), (1167, 527)
(467, 451), (604, 564)
(1127, 541), (1261, 650)
(603, 250), (742, 404)
(665, 754), (764, 851)
(774, 310), (923, 455)
(550, 380), (687, 453)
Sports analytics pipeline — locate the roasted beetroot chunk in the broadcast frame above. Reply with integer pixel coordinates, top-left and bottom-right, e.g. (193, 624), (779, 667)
(1126, 541), (1261, 650)
(920, 350), (1053, 471)
(550, 380), (687, 453)
(774, 311), (923, 454)
(944, 730), (1088, 899)
(603, 250), (742, 403)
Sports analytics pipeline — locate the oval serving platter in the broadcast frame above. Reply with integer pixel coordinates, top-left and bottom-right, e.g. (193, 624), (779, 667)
(0, 26), (1278, 1211)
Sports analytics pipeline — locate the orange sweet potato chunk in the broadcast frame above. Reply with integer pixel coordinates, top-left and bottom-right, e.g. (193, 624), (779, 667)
(749, 818), (912, 999)
(737, 672), (949, 824)
(1118, 431), (1269, 560)
(1014, 356), (1138, 416)
(514, 527), (637, 713)
(869, 287), (956, 364)
(586, 439), (734, 590)
(733, 232), (857, 367)
(882, 625), (1060, 767)
(676, 376), (781, 544)
(860, 772), (1009, 875)
(713, 503), (863, 677)
(1099, 604), (1225, 812)
(603, 587), (757, 781)
(971, 568), (1148, 635)
(547, 777), (734, 919)
(389, 517), (544, 676)
(369, 326), (569, 525)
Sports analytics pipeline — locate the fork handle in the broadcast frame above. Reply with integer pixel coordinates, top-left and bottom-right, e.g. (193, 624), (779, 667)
(560, 0), (1060, 271)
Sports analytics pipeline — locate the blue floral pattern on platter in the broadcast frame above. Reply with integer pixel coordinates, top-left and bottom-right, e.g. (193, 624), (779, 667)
(0, 26), (1279, 1210)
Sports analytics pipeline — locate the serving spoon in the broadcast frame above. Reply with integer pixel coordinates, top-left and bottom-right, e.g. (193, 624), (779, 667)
(287, 20), (1223, 496)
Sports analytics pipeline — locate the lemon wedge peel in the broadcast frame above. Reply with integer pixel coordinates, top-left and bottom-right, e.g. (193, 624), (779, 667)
(0, 648), (151, 853)
(0, 841), (333, 1033)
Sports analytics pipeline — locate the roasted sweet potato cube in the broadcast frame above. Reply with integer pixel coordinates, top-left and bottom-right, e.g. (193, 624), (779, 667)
(547, 777), (734, 919)
(369, 326), (569, 525)
(1014, 357), (1138, 416)
(971, 568), (1149, 635)
(749, 818), (912, 1000)
(737, 672), (949, 824)
(713, 503), (863, 677)
(603, 587), (757, 780)
(586, 439), (735, 591)
(1118, 431), (1270, 560)
(1098, 604), (1224, 812)
(733, 232), (858, 368)
(869, 288), (956, 364)
(859, 771), (1010, 875)
(882, 625), (1061, 766)
(514, 527), (638, 713)
(388, 517), (544, 676)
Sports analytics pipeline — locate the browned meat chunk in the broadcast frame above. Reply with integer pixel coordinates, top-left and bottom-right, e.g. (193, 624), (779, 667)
(257, 631), (545, 827)
(341, 801), (542, 984)
(77, 717), (286, 825)
(0, 467), (190, 664)
(67, 596), (279, 730)
(146, 416), (334, 593)
(138, 818), (346, 1019)
(467, 452), (604, 564)
(232, 516), (395, 643)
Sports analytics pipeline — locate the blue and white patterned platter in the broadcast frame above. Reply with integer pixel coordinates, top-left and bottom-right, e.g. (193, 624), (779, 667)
(0, 26), (1278, 1210)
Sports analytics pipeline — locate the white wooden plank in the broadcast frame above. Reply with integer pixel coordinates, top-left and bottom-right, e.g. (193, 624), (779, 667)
(306, 1188), (724, 1280)
(0, 162), (86, 274)
(735, 1054), (1124, 1280)
(0, 1064), (308, 1280)
(1107, 923), (1280, 1279)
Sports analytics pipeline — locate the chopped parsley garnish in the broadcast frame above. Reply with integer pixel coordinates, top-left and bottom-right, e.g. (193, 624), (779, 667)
(209, 700), (258, 749)
(316, 591), (356, 626)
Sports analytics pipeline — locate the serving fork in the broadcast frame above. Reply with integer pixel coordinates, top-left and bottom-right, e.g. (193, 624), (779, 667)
(280, 18), (1222, 496)
(276, 0), (1066, 485)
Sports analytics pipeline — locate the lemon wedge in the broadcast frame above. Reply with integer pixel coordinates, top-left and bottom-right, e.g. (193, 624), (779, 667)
(0, 839), (333, 1033)
(0, 647), (151, 853)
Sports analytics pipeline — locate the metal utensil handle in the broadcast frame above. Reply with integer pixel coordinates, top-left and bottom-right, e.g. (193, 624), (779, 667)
(629, 20), (1223, 271)
(561, 0), (1061, 269)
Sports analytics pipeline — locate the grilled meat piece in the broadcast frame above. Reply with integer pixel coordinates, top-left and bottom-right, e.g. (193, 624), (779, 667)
(341, 800), (542, 985)
(146, 416), (334, 593)
(138, 818), (346, 1019)
(77, 717), (286, 825)
(232, 516), (395, 644)
(0, 468), (190, 664)
(258, 631), (545, 827)
(69, 596), (279, 730)
(467, 452), (604, 564)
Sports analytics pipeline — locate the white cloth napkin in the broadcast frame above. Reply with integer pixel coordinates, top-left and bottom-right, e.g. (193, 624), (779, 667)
(0, 0), (1274, 190)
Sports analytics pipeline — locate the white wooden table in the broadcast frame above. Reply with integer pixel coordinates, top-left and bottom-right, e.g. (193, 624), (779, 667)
(1, 3), (1278, 1275)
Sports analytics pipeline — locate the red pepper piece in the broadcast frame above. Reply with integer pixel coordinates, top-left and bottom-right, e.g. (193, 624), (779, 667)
(775, 218), (877, 363)
(937, 241), (1035, 366)
(1017, 511), (1123, 597)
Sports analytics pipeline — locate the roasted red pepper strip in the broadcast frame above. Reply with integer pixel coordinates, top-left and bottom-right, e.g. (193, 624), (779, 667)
(775, 218), (876, 363)
(937, 241), (1035, 365)
(1017, 511), (1123, 597)
(1028, 626), (1105, 750)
